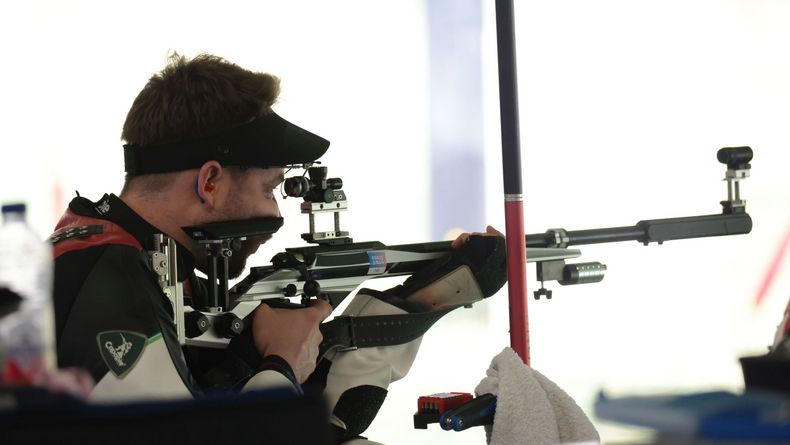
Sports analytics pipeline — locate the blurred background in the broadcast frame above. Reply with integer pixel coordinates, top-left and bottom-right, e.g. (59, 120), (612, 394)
(2, 0), (790, 443)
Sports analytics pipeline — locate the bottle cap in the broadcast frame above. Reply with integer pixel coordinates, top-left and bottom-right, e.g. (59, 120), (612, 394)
(1, 203), (26, 215)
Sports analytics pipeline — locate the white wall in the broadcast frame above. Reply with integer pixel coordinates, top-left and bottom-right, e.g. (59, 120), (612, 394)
(2, 1), (790, 443)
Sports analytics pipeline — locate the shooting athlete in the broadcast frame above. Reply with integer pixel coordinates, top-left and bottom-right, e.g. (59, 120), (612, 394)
(49, 54), (507, 444)
(51, 54), (333, 399)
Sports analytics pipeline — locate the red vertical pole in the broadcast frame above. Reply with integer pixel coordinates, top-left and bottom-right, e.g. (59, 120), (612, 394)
(495, 0), (530, 365)
(505, 201), (528, 365)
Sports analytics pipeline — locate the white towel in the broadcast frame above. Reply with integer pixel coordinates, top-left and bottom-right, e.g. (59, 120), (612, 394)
(475, 348), (600, 445)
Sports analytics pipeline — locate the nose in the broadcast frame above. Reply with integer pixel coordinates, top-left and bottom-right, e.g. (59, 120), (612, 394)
(272, 196), (282, 218)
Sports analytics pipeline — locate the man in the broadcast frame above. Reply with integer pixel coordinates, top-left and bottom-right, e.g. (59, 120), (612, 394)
(51, 53), (507, 443)
(52, 54), (332, 399)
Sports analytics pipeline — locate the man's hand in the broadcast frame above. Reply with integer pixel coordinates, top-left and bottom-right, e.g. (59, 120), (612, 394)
(250, 299), (333, 383)
(451, 225), (504, 249)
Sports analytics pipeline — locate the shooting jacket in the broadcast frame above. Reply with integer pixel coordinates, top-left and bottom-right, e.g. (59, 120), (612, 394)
(51, 194), (298, 401)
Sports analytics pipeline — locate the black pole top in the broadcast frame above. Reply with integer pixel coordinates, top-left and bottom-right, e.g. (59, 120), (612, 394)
(495, 0), (523, 195)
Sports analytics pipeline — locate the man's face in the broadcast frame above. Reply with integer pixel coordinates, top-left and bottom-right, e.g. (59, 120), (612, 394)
(211, 166), (285, 278)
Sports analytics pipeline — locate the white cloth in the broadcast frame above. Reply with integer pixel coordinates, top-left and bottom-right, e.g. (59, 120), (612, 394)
(475, 348), (600, 445)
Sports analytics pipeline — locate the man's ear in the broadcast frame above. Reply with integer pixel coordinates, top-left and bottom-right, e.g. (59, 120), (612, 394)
(195, 161), (225, 208)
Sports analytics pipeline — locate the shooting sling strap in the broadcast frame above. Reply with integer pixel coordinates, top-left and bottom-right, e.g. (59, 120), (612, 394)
(318, 296), (460, 358)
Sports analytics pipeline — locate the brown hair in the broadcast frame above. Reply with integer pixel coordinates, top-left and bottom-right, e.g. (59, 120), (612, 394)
(121, 53), (280, 193)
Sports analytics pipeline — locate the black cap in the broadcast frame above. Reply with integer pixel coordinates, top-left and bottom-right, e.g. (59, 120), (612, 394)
(123, 112), (330, 175)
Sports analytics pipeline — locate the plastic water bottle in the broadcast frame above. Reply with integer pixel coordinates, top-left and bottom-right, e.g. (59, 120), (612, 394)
(0, 203), (56, 385)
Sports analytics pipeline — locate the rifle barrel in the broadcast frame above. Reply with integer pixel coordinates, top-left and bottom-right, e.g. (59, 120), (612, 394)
(525, 213), (752, 248)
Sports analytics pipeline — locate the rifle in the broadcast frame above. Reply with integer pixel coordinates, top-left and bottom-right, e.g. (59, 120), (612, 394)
(150, 146), (752, 350)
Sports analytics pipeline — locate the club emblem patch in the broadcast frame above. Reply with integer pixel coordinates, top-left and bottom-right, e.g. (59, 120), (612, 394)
(96, 331), (147, 378)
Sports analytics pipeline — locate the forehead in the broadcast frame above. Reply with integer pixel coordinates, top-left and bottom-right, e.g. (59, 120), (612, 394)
(260, 167), (285, 183)
(245, 167), (284, 181)
(231, 166), (284, 188)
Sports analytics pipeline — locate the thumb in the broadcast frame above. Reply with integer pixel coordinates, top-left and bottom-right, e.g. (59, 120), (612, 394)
(309, 298), (333, 320)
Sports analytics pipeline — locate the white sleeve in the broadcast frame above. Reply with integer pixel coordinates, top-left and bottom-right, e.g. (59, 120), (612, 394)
(324, 293), (423, 436)
(91, 334), (301, 402)
(89, 335), (191, 403)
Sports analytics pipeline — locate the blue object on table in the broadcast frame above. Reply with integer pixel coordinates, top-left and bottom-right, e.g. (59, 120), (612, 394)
(595, 390), (790, 441)
(439, 393), (497, 432)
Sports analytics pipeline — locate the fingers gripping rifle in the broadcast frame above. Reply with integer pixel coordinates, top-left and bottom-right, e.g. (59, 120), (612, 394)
(151, 147), (752, 352)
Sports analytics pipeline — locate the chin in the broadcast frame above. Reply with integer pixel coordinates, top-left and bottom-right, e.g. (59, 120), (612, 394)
(228, 255), (250, 280)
